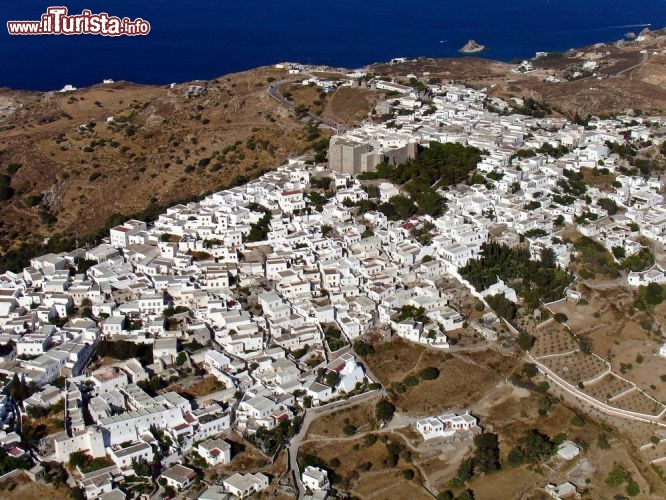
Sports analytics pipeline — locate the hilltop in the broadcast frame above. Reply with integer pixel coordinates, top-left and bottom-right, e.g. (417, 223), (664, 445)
(3, 28), (666, 269)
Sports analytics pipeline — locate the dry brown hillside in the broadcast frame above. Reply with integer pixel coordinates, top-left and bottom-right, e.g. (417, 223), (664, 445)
(0, 66), (336, 267)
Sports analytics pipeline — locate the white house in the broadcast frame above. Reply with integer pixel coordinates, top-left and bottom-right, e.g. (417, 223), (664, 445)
(222, 472), (269, 498)
(161, 464), (197, 491)
(197, 438), (232, 466)
(326, 353), (367, 393)
(153, 338), (178, 364)
(415, 412), (478, 440)
(302, 466), (330, 492)
(556, 441), (580, 461)
(107, 442), (152, 469)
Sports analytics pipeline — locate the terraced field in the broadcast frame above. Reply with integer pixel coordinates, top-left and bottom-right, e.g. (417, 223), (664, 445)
(611, 389), (665, 417)
(583, 373), (635, 403)
(539, 351), (610, 386)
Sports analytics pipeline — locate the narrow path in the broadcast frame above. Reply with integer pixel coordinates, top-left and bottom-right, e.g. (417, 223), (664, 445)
(267, 78), (343, 131)
(287, 390), (383, 498)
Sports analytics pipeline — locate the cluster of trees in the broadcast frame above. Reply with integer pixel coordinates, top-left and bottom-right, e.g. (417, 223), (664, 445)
(557, 169), (587, 197)
(137, 376), (168, 396)
(450, 433), (500, 487)
(634, 282), (665, 311)
(95, 340), (153, 365)
(573, 236), (619, 278)
(621, 248), (654, 272)
(309, 176), (332, 189)
(246, 211), (272, 242)
(485, 294), (517, 321)
(68, 451), (113, 474)
(460, 242), (573, 310)
(380, 438), (413, 468)
(0, 174), (14, 202)
(506, 429), (557, 467)
(353, 339), (375, 356)
(512, 97), (552, 118)
(359, 142), (481, 187)
(597, 197), (618, 216)
(537, 142), (570, 159)
(436, 490), (475, 500)
(252, 417), (302, 455)
(353, 142), (482, 218)
(606, 463), (640, 497)
(7, 373), (36, 402)
(0, 447), (28, 475)
(324, 325), (345, 351)
(390, 367), (440, 394)
(149, 424), (173, 454)
(394, 304), (428, 323)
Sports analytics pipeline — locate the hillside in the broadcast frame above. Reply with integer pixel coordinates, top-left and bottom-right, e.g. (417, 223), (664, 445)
(4, 28), (666, 270)
(0, 66), (334, 269)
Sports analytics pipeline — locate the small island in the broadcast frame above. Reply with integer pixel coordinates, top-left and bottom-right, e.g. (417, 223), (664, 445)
(460, 39), (485, 54)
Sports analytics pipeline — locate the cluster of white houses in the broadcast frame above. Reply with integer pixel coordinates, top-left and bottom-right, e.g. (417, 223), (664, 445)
(415, 412), (479, 441)
(0, 76), (665, 497)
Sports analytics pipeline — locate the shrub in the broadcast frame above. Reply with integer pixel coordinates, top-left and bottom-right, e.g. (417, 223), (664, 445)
(570, 415), (585, 427)
(353, 340), (375, 356)
(343, 425), (357, 436)
(626, 481), (640, 497)
(553, 312), (568, 323)
(420, 367), (440, 380)
(597, 433), (611, 450)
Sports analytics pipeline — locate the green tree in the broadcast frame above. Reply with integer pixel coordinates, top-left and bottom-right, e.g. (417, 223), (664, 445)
(597, 433), (611, 450)
(518, 330), (536, 351)
(420, 366), (440, 380)
(176, 352), (187, 366)
(456, 490), (475, 500)
(626, 481), (640, 497)
(325, 370), (340, 388)
(606, 463), (630, 487)
(353, 340), (375, 356)
(523, 363), (538, 378)
(343, 424), (357, 436)
(388, 195), (417, 220)
(375, 399), (396, 423)
(456, 457), (474, 482)
(473, 433), (500, 474)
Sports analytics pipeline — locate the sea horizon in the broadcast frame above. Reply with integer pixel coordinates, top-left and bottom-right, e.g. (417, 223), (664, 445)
(2, 1), (666, 92)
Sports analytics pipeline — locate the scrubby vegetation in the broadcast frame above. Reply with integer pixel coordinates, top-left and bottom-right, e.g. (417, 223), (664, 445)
(461, 242), (573, 310)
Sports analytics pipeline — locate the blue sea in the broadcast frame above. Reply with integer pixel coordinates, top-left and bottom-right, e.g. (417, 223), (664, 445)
(2, 1), (666, 91)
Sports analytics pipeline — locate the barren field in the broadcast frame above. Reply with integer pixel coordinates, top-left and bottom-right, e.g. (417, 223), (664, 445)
(300, 435), (432, 498)
(306, 399), (378, 439)
(0, 473), (69, 500)
(359, 337), (505, 414)
(609, 340), (666, 403)
(323, 87), (382, 126)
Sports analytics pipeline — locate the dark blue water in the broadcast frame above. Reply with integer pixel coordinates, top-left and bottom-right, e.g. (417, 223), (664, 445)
(2, 1), (666, 91)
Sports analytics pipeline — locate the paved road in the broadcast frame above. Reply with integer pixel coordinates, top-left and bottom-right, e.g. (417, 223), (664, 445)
(267, 78), (343, 131)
